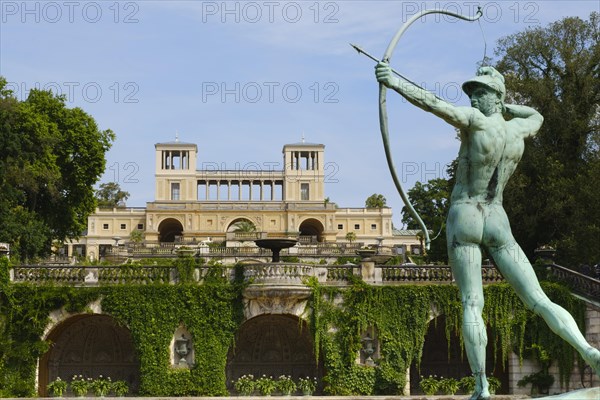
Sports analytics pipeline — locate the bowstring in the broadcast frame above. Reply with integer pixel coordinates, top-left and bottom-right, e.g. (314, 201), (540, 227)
(477, 17), (489, 66)
(427, 12), (489, 246)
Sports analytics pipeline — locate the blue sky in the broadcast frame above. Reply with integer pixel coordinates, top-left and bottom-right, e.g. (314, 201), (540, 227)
(1, 1), (598, 227)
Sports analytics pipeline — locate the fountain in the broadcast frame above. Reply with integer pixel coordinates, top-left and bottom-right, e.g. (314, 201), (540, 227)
(254, 238), (298, 262)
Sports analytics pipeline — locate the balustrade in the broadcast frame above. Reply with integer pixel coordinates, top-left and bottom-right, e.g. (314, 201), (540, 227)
(548, 264), (600, 300)
(243, 263), (313, 285)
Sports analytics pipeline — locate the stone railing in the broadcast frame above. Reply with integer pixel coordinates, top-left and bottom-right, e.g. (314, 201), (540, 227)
(11, 264), (600, 303)
(225, 231), (267, 241)
(243, 263), (313, 285)
(324, 265), (358, 284)
(379, 265), (504, 284)
(11, 264), (505, 287)
(548, 264), (600, 300)
(11, 265), (177, 285)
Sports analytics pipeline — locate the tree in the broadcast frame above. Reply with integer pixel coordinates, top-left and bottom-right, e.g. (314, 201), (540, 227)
(494, 12), (600, 265)
(232, 220), (256, 233)
(345, 232), (357, 244)
(96, 182), (130, 208)
(0, 77), (114, 260)
(129, 230), (144, 244)
(401, 178), (451, 263)
(365, 193), (387, 208)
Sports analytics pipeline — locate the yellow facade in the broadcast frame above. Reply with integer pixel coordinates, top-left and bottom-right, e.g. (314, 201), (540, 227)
(74, 140), (420, 259)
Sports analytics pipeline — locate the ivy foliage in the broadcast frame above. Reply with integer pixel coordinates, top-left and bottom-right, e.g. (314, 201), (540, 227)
(0, 271), (101, 396)
(101, 282), (241, 395)
(0, 257), (587, 397)
(309, 278), (586, 395)
(0, 261), (244, 397)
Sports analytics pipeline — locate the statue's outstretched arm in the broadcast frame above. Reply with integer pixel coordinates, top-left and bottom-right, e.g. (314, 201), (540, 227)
(376, 62), (472, 130)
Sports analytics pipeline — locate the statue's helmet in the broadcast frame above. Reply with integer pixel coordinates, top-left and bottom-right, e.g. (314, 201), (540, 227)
(462, 66), (506, 103)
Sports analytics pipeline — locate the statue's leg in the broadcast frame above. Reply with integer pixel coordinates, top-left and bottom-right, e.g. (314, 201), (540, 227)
(447, 203), (489, 399)
(484, 206), (600, 376)
(449, 243), (490, 400)
(489, 241), (600, 375)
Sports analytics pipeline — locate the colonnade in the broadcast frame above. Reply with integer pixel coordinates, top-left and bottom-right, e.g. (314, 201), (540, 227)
(162, 150), (189, 170)
(197, 180), (284, 201)
(289, 151), (319, 170)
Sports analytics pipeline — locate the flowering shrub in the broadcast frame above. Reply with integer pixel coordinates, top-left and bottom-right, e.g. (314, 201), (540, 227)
(91, 375), (111, 397)
(460, 376), (476, 393)
(111, 380), (129, 397)
(47, 377), (67, 397)
(276, 375), (296, 395)
(255, 375), (276, 396)
(298, 377), (317, 395)
(233, 374), (255, 396)
(438, 377), (459, 395)
(488, 376), (502, 394)
(70, 375), (90, 397)
(419, 375), (439, 395)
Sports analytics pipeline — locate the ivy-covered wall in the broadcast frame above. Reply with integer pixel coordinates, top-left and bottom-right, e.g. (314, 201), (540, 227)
(0, 258), (244, 397)
(0, 257), (588, 397)
(309, 277), (586, 395)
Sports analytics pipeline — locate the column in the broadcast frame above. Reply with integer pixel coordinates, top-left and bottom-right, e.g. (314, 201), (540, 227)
(238, 181), (242, 201)
(205, 181), (209, 200)
(227, 181), (231, 201)
(260, 181), (264, 201)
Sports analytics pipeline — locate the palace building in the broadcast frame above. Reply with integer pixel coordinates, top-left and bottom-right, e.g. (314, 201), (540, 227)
(70, 139), (420, 260)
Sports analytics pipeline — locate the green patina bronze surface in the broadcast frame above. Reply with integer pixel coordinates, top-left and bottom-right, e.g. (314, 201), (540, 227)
(376, 63), (600, 399)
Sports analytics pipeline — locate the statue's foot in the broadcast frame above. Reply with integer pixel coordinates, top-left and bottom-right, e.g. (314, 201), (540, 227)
(583, 347), (600, 377)
(470, 373), (491, 400)
(469, 373), (490, 400)
(469, 389), (491, 400)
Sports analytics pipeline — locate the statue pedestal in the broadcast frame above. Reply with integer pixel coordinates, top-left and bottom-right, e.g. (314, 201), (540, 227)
(543, 387), (599, 399)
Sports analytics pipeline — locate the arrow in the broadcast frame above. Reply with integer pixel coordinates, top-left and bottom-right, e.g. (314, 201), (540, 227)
(350, 43), (443, 100)
(350, 43), (407, 80)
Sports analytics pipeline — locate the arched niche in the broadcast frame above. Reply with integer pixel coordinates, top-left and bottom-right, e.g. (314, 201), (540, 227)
(170, 325), (194, 368)
(39, 314), (139, 396)
(226, 314), (320, 389)
(158, 218), (184, 242)
(298, 218), (324, 243)
(410, 315), (508, 394)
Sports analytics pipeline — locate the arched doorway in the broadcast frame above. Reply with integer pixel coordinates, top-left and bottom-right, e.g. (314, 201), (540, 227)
(410, 315), (507, 394)
(158, 218), (183, 242)
(298, 218), (324, 243)
(227, 218), (256, 233)
(39, 314), (139, 396)
(227, 315), (320, 388)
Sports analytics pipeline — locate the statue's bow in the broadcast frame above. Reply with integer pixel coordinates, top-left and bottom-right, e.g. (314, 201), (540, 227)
(378, 7), (483, 250)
